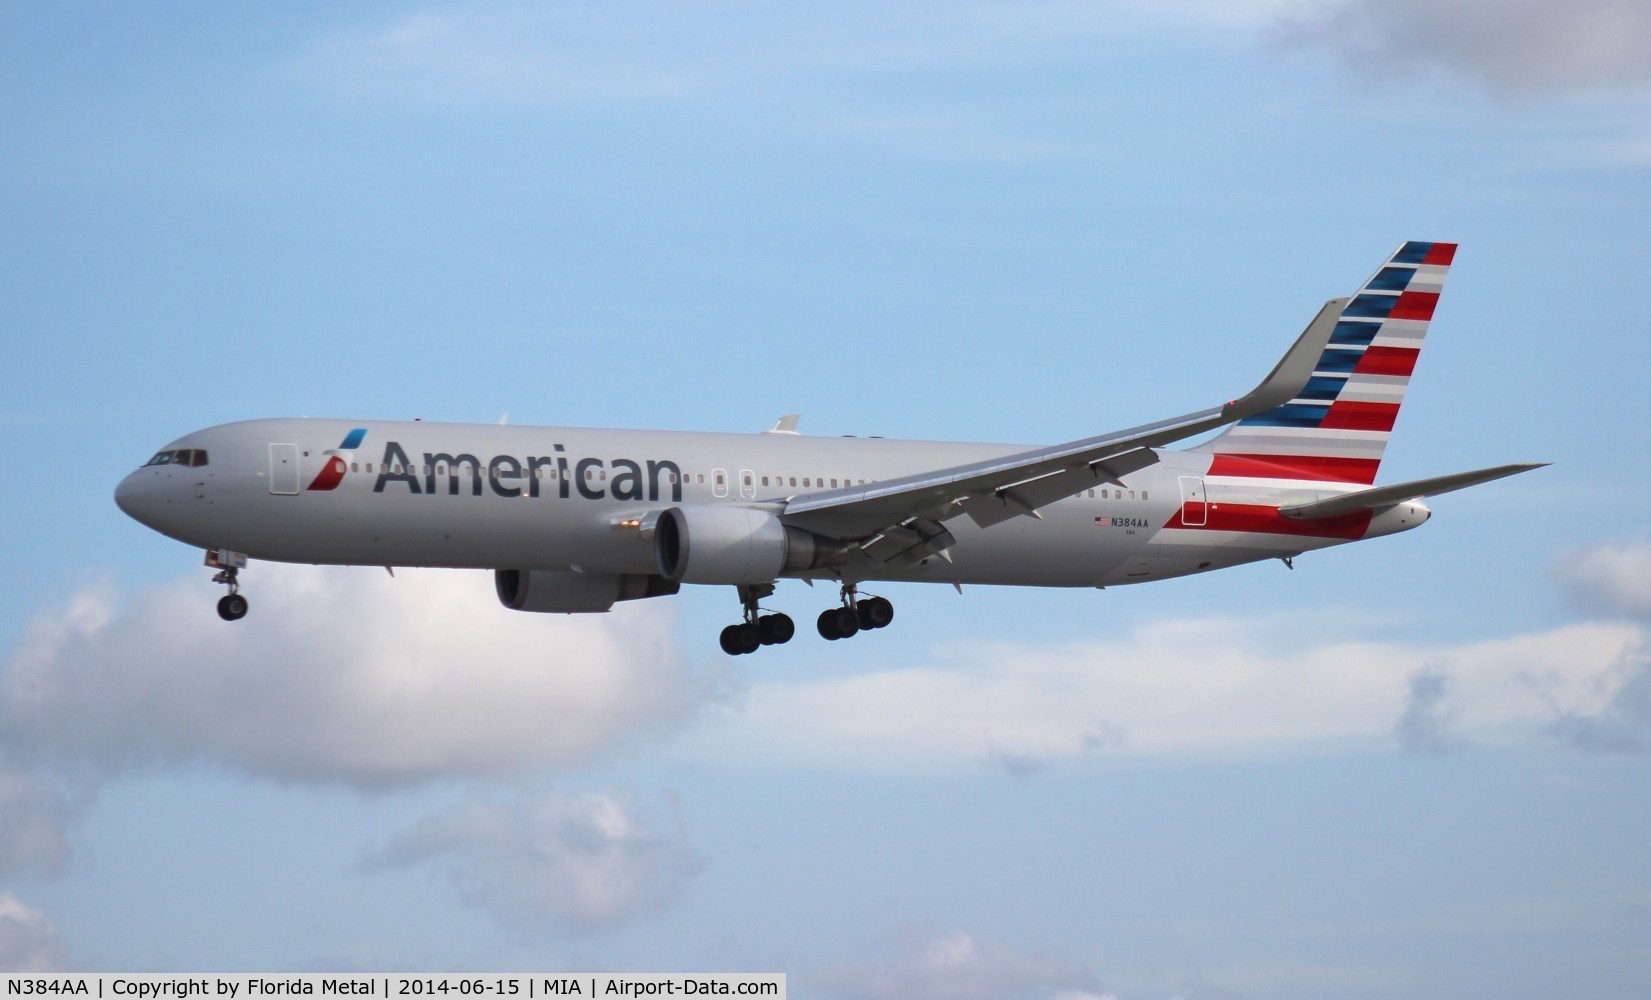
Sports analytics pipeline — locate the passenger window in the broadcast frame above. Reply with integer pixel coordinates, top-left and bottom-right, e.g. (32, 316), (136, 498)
(351, 462), (359, 474)
(1129, 490), (1136, 500)
(803, 478), (811, 487)
(831, 479), (838, 488)
(789, 477), (797, 487)
(697, 474), (704, 485)
(600, 470), (607, 481)
(436, 465), (446, 476)
(761, 476), (769, 487)
(1142, 491), (1149, 500)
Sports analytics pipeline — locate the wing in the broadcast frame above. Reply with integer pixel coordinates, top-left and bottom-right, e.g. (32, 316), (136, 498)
(780, 298), (1346, 562)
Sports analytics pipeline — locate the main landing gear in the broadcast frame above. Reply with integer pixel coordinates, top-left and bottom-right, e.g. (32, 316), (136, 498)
(719, 584), (797, 656)
(817, 584), (893, 641)
(719, 583), (894, 654)
(207, 548), (249, 622)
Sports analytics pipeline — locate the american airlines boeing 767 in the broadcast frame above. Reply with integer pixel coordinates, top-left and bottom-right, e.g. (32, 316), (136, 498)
(116, 242), (1542, 654)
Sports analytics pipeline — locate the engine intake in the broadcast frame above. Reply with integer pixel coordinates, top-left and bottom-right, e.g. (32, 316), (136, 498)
(654, 505), (848, 585)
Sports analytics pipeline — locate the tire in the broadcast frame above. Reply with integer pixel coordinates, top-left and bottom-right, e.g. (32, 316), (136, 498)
(217, 594), (249, 622)
(819, 606), (859, 641)
(719, 624), (744, 655)
(859, 596), (894, 629)
(758, 613), (795, 645)
(730, 622), (761, 655)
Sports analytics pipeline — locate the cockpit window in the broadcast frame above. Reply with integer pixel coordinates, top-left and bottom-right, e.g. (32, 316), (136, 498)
(145, 449), (209, 468)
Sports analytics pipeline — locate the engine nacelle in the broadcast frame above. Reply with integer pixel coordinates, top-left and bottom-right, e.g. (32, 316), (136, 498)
(654, 505), (848, 585)
(495, 569), (679, 614)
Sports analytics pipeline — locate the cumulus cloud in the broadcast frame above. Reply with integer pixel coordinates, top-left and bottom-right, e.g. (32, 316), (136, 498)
(0, 566), (708, 788)
(0, 895), (65, 973)
(1276, 0), (1651, 95)
(1557, 538), (1651, 619)
(812, 928), (1104, 1000)
(1547, 539), (1651, 751)
(365, 790), (699, 934)
(1393, 665), (1463, 754)
(695, 615), (1641, 771)
(1550, 637), (1651, 753)
(0, 766), (70, 876)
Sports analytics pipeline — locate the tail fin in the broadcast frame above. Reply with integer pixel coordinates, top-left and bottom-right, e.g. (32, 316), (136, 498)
(1194, 241), (1457, 485)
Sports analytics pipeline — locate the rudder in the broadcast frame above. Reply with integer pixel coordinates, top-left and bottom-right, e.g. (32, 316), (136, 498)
(1194, 241), (1457, 485)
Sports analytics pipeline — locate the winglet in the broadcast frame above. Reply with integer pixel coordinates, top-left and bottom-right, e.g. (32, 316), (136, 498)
(765, 414), (802, 435)
(1221, 297), (1346, 421)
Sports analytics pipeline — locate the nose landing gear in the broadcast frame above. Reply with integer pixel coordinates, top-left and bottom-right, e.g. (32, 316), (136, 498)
(206, 549), (250, 621)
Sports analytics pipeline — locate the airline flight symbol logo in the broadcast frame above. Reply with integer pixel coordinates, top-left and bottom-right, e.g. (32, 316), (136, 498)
(306, 428), (368, 491)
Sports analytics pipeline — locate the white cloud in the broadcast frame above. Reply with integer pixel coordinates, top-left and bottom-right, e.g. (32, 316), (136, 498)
(0, 766), (69, 877)
(1393, 665), (1464, 754)
(366, 790), (699, 934)
(812, 927), (1103, 1000)
(0, 895), (65, 973)
(1557, 538), (1651, 619)
(1276, 0), (1651, 95)
(0, 566), (709, 788)
(696, 615), (1641, 771)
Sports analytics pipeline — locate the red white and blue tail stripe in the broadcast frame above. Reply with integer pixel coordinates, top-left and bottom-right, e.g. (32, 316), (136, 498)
(1194, 241), (1455, 485)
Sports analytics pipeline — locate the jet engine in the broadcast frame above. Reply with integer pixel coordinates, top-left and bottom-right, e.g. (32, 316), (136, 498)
(654, 505), (849, 585)
(495, 569), (679, 613)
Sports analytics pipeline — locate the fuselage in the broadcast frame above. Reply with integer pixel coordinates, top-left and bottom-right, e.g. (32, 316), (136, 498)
(114, 417), (1428, 590)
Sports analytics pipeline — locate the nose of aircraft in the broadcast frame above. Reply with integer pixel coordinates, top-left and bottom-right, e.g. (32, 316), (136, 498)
(114, 468), (178, 532)
(114, 470), (151, 524)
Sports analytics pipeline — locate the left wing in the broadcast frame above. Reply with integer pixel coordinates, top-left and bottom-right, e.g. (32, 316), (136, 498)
(780, 298), (1344, 559)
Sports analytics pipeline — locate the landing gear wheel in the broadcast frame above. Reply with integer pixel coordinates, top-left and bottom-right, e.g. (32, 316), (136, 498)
(217, 593), (249, 622)
(817, 606), (860, 641)
(720, 622), (761, 656)
(857, 596), (894, 630)
(758, 613), (795, 645)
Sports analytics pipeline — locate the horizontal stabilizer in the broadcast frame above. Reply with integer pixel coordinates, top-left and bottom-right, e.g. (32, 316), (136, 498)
(1278, 463), (1547, 519)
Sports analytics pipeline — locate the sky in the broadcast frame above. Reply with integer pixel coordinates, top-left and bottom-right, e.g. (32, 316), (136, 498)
(3, 1), (1651, 996)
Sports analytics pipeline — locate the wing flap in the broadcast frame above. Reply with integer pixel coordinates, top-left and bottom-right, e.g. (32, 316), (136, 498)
(958, 447), (1160, 529)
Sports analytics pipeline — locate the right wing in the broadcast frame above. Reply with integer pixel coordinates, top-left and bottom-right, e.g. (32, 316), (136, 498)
(779, 298), (1346, 558)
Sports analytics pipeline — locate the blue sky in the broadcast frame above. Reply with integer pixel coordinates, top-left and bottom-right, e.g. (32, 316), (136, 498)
(4, 2), (1651, 996)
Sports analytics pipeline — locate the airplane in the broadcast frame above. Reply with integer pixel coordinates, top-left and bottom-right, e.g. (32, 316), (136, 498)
(116, 241), (1543, 655)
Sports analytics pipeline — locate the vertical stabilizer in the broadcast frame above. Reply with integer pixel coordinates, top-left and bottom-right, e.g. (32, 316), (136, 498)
(1194, 241), (1456, 485)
